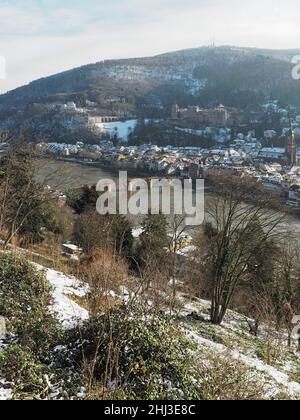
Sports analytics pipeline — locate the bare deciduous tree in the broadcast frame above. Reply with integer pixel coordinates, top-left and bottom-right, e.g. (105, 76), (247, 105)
(79, 248), (129, 318)
(199, 175), (286, 325)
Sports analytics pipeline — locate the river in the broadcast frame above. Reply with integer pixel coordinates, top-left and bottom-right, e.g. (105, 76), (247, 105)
(35, 159), (300, 236)
(35, 159), (118, 190)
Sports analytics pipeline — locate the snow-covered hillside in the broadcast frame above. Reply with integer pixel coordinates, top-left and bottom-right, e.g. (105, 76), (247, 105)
(33, 266), (300, 399)
(179, 296), (300, 399)
(1, 261), (300, 400)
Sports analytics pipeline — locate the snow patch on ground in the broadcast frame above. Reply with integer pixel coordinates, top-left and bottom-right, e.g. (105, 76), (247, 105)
(0, 379), (12, 400)
(0, 341), (11, 400)
(35, 265), (89, 329)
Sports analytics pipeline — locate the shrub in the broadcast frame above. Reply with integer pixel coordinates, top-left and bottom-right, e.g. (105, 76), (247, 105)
(0, 345), (50, 399)
(64, 305), (199, 399)
(79, 248), (129, 317)
(0, 255), (82, 399)
(73, 212), (133, 258)
(0, 255), (62, 357)
(195, 352), (265, 400)
(0, 344), (84, 400)
(66, 185), (98, 215)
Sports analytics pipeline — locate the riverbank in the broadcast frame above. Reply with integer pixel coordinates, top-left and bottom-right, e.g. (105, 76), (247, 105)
(36, 156), (160, 179)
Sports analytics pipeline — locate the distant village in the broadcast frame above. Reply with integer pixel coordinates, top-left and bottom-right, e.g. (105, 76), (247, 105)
(2, 98), (300, 207)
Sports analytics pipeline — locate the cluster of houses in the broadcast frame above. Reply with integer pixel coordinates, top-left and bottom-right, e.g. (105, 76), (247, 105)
(37, 142), (102, 160)
(97, 131), (261, 176)
(109, 140), (300, 207)
(34, 122), (300, 208)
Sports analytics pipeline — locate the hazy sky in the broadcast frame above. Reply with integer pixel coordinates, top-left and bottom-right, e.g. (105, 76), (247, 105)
(0, 0), (299, 93)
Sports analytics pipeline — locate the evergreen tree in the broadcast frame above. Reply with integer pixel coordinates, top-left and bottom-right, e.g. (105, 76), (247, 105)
(0, 148), (61, 245)
(137, 214), (169, 268)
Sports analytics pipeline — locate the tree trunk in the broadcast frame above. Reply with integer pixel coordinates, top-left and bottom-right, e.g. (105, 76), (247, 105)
(210, 304), (224, 325)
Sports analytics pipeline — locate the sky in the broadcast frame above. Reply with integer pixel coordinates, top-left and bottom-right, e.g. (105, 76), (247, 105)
(0, 0), (300, 93)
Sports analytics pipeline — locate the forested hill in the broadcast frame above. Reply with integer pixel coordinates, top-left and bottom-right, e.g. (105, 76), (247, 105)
(1, 46), (300, 112)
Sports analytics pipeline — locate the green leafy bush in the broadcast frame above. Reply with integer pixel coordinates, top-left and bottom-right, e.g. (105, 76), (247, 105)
(0, 345), (50, 399)
(0, 255), (84, 399)
(64, 305), (199, 399)
(0, 344), (85, 400)
(0, 255), (61, 357)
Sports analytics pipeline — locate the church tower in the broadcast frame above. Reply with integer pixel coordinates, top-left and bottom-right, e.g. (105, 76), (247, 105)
(286, 128), (297, 165)
(171, 104), (180, 119)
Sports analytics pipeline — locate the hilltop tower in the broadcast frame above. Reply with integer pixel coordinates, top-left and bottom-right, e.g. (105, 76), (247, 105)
(286, 128), (297, 166)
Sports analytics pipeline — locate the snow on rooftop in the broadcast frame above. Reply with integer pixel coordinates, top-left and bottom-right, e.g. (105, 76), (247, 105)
(260, 147), (285, 154)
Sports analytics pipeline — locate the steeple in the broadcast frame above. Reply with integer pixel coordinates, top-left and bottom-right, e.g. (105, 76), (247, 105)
(286, 125), (297, 166)
(171, 104), (180, 119)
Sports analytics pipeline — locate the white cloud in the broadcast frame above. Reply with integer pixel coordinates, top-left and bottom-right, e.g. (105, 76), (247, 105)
(0, 5), (43, 35)
(0, 4), (94, 35)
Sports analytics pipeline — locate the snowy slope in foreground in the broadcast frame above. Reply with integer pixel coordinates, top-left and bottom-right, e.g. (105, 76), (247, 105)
(189, 330), (300, 398)
(180, 296), (300, 399)
(2, 256), (300, 399)
(35, 265), (89, 329)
